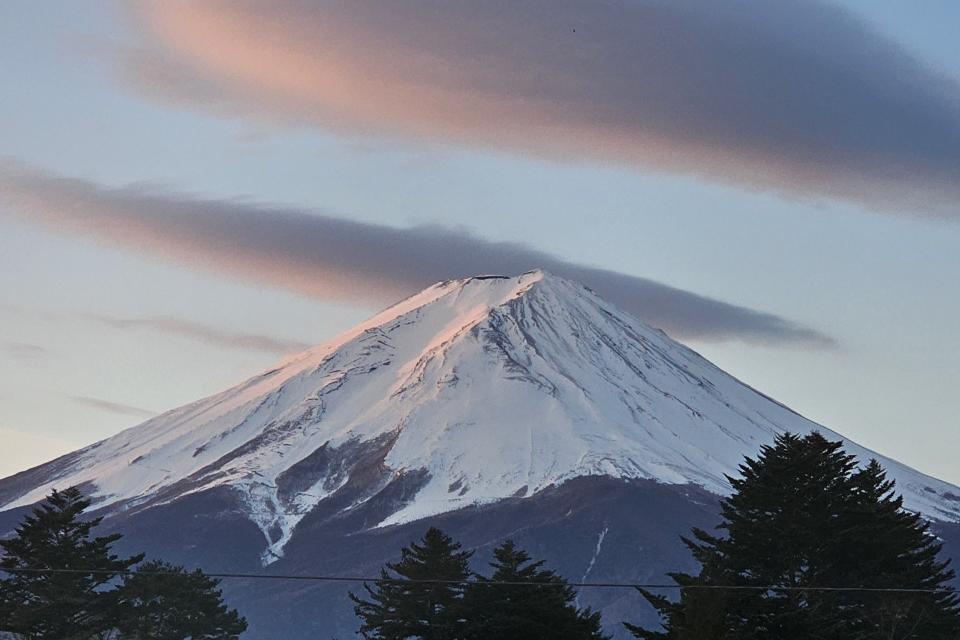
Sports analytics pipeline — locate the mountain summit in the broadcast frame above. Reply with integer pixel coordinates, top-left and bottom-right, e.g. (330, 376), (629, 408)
(2, 270), (958, 567)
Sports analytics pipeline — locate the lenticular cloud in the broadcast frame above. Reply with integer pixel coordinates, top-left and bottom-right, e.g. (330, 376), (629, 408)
(0, 164), (831, 346)
(127, 0), (960, 213)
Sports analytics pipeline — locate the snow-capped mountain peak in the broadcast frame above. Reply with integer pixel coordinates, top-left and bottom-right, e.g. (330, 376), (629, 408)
(3, 270), (958, 564)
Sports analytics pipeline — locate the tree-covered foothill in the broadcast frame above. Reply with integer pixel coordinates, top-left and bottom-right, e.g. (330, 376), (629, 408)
(0, 486), (246, 639)
(626, 432), (960, 640)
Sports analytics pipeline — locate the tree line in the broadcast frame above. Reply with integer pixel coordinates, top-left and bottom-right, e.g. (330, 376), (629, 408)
(1, 432), (959, 638)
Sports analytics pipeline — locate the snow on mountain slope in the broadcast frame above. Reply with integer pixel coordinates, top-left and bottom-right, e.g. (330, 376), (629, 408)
(2, 270), (959, 564)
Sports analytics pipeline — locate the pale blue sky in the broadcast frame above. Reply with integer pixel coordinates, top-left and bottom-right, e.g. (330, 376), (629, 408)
(1, 1), (958, 483)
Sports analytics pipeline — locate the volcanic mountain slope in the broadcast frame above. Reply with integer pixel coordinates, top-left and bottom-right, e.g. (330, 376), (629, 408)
(1, 270), (958, 637)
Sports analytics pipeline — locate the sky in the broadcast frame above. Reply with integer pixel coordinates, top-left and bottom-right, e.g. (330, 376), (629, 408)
(0, 1), (958, 484)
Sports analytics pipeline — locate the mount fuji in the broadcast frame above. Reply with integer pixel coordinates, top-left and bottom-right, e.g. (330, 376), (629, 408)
(2, 270), (958, 637)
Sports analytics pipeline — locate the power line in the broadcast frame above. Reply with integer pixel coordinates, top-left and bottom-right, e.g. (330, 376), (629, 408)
(2, 567), (955, 595)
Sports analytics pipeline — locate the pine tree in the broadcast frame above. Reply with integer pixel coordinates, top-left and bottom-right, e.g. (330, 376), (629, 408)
(462, 539), (609, 640)
(626, 432), (960, 640)
(114, 560), (247, 639)
(350, 527), (472, 640)
(0, 486), (143, 639)
(836, 460), (960, 638)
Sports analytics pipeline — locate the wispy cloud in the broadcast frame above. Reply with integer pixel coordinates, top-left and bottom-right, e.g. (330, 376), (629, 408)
(1, 342), (47, 361)
(121, 0), (960, 213)
(1, 304), (303, 357)
(90, 315), (310, 355)
(0, 164), (832, 347)
(70, 396), (156, 419)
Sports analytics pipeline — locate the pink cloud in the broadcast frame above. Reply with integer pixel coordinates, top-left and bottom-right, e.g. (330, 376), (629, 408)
(122, 0), (960, 213)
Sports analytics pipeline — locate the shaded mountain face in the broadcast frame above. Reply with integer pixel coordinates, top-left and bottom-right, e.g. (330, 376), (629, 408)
(1, 270), (958, 637)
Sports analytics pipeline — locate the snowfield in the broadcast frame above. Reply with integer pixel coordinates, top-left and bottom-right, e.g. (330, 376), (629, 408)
(3, 270), (959, 564)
